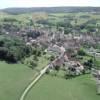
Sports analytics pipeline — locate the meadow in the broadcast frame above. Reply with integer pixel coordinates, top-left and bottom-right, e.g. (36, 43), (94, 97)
(25, 74), (100, 100)
(0, 54), (49, 100)
(0, 61), (34, 100)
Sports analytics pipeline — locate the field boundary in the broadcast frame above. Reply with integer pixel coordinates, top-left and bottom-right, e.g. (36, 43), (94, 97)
(19, 65), (50, 100)
(19, 72), (39, 100)
(19, 52), (63, 100)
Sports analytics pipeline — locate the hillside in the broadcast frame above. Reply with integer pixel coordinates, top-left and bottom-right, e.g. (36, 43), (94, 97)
(1, 7), (100, 14)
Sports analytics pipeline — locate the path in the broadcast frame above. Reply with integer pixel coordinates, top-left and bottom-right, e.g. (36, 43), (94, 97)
(19, 53), (64, 100)
(19, 65), (50, 100)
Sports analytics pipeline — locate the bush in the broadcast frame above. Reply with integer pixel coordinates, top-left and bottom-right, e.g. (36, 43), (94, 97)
(29, 61), (37, 69)
(0, 47), (8, 60)
(83, 59), (93, 70)
(6, 51), (17, 63)
(50, 55), (55, 61)
(78, 48), (86, 56)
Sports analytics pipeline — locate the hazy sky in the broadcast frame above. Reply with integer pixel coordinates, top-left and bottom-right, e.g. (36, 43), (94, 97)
(0, 0), (100, 9)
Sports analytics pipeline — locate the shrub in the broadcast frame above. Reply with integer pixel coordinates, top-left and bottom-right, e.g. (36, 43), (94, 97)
(28, 60), (37, 69)
(78, 48), (86, 56)
(50, 55), (55, 61)
(83, 59), (93, 70)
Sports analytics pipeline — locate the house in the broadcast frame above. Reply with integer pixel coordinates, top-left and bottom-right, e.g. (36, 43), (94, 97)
(47, 45), (62, 55)
(49, 53), (69, 69)
(47, 44), (66, 56)
(66, 61), (84, 76)
(26, 42), (31, 46)
(63, 38), (80, 50)
(30, 39), (37, 44)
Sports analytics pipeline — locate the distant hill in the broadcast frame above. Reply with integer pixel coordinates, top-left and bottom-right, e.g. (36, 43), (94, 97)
(1, 7), (100, 14)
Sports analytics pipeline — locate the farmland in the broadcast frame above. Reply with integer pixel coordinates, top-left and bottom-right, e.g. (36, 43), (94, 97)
(0, 61), (34, 100)
(25, 74), (100, 100)
(0, 54), (49, 100)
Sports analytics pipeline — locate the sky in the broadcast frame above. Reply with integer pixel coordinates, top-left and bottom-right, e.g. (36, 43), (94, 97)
(0, 0), (100, 9)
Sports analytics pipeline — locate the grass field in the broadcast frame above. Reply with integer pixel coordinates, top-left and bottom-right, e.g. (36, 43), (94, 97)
(25, 74), (100, 100)
(24, 54), (49, 70)
(0, 61), (35, 100)
(0, 55), (49, 100)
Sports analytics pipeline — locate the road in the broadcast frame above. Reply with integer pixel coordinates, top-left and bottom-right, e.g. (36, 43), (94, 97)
(19, 65), (50, 100)
(19, 53), (64, 100)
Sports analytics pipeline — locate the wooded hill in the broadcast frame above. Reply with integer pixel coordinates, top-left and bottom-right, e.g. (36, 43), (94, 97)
(1, 7), (100, 14)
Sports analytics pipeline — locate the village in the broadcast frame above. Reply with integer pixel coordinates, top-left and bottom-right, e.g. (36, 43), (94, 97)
(4, 25), (100, 78)
(0, 6), (100, 100)
(16, 27), (100, 94)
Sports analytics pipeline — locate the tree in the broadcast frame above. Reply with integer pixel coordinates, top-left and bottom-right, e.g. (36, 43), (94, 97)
(0, 35), (33, 63)
(0, 40), (4, 47)
(50, 55), (55, 61)
(54, 65), (60, 71)
(84, 59), (93, 70)
(54, 65), (60, 76)
(0, 47), (8, 60)
(28, 60), (37, 69)
(6, 51), (17, 63)
(33, 55), (38, 61)
(78, 48), (86, 56)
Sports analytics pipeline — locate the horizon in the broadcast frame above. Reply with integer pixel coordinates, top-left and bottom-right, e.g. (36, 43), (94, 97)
(0, 6), (100, 10)
(0, 0), (100, 9)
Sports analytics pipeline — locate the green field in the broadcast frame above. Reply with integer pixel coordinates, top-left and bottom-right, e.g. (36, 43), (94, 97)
(0, 61), (35, 100)
(0, 55), (49, 100)
(25, 74), (100, 100)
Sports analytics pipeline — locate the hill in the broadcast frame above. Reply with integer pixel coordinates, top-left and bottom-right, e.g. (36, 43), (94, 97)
(1, 7), (100, 14)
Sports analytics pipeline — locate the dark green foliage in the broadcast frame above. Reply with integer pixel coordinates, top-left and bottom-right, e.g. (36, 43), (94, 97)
(64, 73), (75, 79)
(50, 55), (55, 61)
(3, 23), (20, 32)
(80, 25), (85, 30)
(54, 65), (60, 71)
(29, 61), (37, 69)
(32, 48), (42, 56)
(3, 18), (18, 22)
(0, 47), (8, 59)
(36, 19), (49, 25)
(36, 50), (41, 56)
(0, 47), (17, 63)
(0, 40), (4, 47)
(64, 28), (72, 34)
(80, 15), (90, 18)
(0, 35), (32, 63)
(78, 48), (87, 56)
(6, 51), (17, 63)
(84, 59), (93, 70)
(33, 55), (38, 61)
(57, 21), (72, 28)
(27, 30), (40, 38)
(46, 69), (50, 74)
(93, 59), (100, 69)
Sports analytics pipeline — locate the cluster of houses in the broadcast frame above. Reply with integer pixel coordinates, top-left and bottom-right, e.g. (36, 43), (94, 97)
(23, 28), (100, 76)
(4, 26), (99, 77)
(47, 44), (84, 76)
(20, 27), (100, 94)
